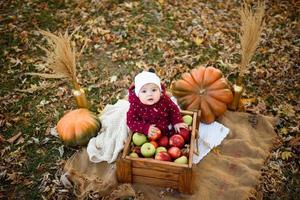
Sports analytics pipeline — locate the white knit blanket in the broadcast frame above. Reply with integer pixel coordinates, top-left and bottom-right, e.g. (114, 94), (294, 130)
(87, 99), (130, 163)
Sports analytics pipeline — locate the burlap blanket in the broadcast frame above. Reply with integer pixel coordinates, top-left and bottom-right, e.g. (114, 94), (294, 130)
(63, 111), (277, 200)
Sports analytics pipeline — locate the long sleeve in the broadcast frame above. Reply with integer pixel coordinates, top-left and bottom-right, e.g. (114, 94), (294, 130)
(166, 97), (183, 125)
(126, 105), (150, 135)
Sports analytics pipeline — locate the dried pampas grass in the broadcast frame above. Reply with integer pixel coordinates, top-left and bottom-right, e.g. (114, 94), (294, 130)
(238, 1), (265, 81)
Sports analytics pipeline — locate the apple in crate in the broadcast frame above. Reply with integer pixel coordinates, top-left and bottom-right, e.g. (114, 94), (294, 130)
(168, 146), (181, 159)
(158, 136), (169, 147)
(132, 132), (147, 146)
(141, 142), (156, 158)
(174, 155), (188, 164)
(133, 146), (142, 157)
(183, 115), (193, 126)
(129, 152), (139, 158)
(155, 146), (167, 155)
(148, 129), (161, 141)
(155, 152), (171, 161)
(150, 141), (158, 148)
(178, 128), (190, 142)
(169, 134), (185, 148)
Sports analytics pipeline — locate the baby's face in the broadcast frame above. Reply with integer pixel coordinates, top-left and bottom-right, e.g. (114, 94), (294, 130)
(138, 83), (161, 105)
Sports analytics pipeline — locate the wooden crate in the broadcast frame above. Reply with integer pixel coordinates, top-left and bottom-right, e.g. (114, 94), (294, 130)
(116, 110), (200, 194)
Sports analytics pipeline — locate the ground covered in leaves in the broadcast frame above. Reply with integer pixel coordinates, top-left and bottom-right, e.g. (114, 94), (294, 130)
(0, 0), (299, 199)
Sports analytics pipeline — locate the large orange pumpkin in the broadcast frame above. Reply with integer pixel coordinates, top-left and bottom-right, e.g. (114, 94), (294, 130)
(56, 109), (101, 146)
(171, 66), (233, 124)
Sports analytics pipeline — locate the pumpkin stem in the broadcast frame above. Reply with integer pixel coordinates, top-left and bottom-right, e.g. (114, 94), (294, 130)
(198, 88), (206, 95)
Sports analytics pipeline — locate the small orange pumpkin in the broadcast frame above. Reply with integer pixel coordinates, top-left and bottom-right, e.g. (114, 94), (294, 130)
(56, 109), (101, 146)
(171, 66), (233, 124)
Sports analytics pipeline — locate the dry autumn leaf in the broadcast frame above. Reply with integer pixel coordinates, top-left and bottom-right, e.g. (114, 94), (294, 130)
(212, 147), (221, 156)
(281, 151), (292, 160)
(7, 132), (22, 144)
(0, 134), (5, 143)
(193, 37), (204, 46)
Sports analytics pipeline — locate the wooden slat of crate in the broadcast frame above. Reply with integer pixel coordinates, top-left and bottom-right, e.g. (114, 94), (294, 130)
(132, 167), (179, 181)
(122, 132), (133, 158)
(133, 175), (178, 189)
(178, 167), (193, 194)
(129, 157), (188, 173)
(188, 111), (198, 168)
(116, 158), (132, 183)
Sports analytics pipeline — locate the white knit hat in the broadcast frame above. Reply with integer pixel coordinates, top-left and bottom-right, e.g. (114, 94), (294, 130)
(134, 71), (161, 96)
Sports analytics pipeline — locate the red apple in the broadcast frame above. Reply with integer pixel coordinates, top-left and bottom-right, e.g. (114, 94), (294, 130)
(133, 146), (142, 157)
(169, 134), (185, 148)
(155, 146), (167, 155)
(157, 136), (169, 147)
(150, 141), (158, 148)
(178, 128), (190, 142)
(168, 146), (181, 159)
(155, 152), (171, 161)
(148, 129), (162, 141)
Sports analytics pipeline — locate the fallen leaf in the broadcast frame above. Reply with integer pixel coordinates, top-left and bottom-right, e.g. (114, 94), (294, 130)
(241, 98), (257, 105)
(212, 147), (221, 156)
(50, 127), (59, 137)
(279, 127), (288, 135)
(289, 136), (300, 147)
(281, 151), (292, 160)
(0, 170), (7, 180)
(0, 134), (5, 143)
(60, 173), (73, 188)
(7, 132), (22, 144)
(31, 137), (40, 144)
(58, 145), (64, 157)
(110, 75), (118, 83)
(278, 104), (295, 117)
(194, 37), (204, 46)
(158, 0), (165, 5)
(15, 137), (25, 145)
(6, 172), (22, 184)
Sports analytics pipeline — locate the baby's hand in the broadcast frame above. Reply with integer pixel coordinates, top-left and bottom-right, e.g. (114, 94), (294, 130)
(148, 125), (160, 137)
(174, 123), (188, 133)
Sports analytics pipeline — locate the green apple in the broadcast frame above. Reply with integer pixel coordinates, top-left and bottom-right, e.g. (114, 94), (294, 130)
(182, 115), (193, 126)
(141, 142), (156, 158)
(155, 146), (167, 155)
(132, 132), (147, 146)
(174, 155), (188, 164)
(129, 152), (139, 158)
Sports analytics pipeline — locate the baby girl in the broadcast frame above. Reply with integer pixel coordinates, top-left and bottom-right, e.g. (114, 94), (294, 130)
(126, 70), (187, 138)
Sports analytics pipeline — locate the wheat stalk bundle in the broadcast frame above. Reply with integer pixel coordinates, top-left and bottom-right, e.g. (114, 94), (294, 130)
(35, 30), (81, 89)
(238, 1), (264, 83)
(29, 30), (90, 108)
